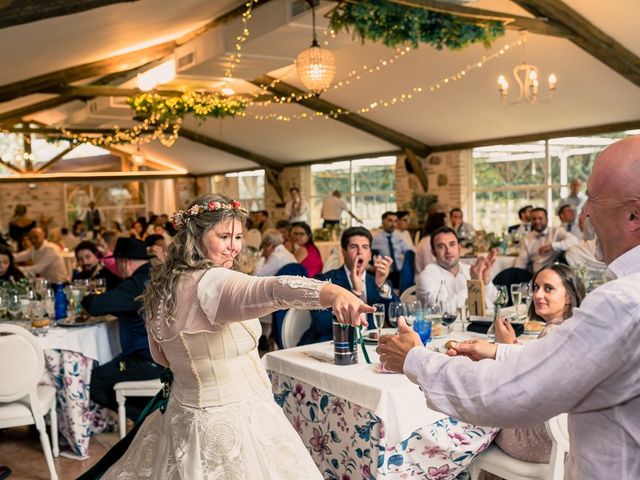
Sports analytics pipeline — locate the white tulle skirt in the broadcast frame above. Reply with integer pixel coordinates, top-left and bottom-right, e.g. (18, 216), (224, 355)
(102, 389), (322, 480)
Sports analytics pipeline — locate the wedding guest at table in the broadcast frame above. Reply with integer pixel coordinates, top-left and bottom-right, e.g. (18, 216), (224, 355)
(415, 212), (446, 274)
(377, 135), (640, 480)
(72, 219), (88, 241)
(514, 207), (579, 274)
(416, 227), (497, 309)
(254, 228), (297, 277)
(300, 226), (397, 345)
(159, 213), (176, 236)
(91, 194), (372, 478)
(291, 222), (323, 277)
(285, 187), (309, 223)
(82, 237), (161, 420)
(8, 204), (36, 251)
(395, 210), (415, 252)
(72, 240), (121, 290)
(254, 210), (273, 233)
(145, 234), (168, 265)
(129, 218), (147, 241)
(508, 205), (533, 235)
(96, 229), (120, 276)
(558, 178), (586, 213)
(320, 190), (361, 227)
(557, 204), (581, 239)
(372, 211), (410, 289)
(275, 219), (293, 251)
(13, 227), (67, 283)
(0, 245), (25, 282)
(450, 208), (475, 247)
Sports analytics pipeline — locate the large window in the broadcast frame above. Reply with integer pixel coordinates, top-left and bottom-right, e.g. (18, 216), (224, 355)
(471, 131), (637, 233)
(211, 170), (265, 211)
(310, 156), (396, 229)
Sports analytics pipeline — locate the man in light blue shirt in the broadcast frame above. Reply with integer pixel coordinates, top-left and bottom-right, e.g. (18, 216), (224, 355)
(371, 211), (409, 289)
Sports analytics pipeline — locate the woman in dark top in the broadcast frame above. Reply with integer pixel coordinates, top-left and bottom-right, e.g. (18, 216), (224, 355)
(0, 245), (25, 282)
(8, 204), (36, 251)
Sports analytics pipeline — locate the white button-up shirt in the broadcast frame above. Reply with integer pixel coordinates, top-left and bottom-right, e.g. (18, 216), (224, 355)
(253, 244), (297, 277)
(514, 227), (579, 273)
(14, 240), (68, 283)
(404, 244), (640, 480)
(320, 195), (348, 222)
(415, 262), (497, 309)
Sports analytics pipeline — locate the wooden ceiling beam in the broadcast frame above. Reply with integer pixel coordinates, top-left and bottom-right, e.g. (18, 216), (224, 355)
(404, 148), (429, 192)
(386, 0), (570, 38)
(512, 0), (640, 88)
(0, 159), (25, 174)
(252, 75), (432, 157)
(34, 145), (77, 173)
(0, 0), (276, 104)
(0, 0), (140, 29)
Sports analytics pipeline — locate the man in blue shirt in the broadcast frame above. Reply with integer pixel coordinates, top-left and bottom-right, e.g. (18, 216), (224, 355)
(299, 226), (397, 345)
(82, 237), (163, 419)
(371, 211), (410, 289)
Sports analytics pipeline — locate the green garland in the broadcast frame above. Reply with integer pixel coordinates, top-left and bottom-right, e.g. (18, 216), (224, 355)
(329, 0), (505, 50)
(127, 91), (247, 124)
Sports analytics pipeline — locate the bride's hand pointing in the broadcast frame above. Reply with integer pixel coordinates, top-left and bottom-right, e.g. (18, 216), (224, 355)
(320, 283), (374, 327)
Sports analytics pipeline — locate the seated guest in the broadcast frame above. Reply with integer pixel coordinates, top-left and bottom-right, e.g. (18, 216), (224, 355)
(96, 229), (120, 276)
(73, 241), (121, 290)
(372, 211), (410, 289)
(13, 227), (68, 283)
(300, 226), (397, 345)
(479, 264), (585, 463)
(395, 210), (415, 252)
(450, 208), (475, 247)
(416, 227), (498, 309)
(290, 222), (323, 278)
(514, 207), (579, 274)
(275, 219), (292, 251)
(253, 210), (273, 233)
(0, 245), (25, 282)
(254, 229), (297, 277)
(557, 204), (581, 239)
(415, 212), (446, 274)
(129, 218), (147, 241)
(82, 238), (162, 419)
(508, 205), (532, 235)
(145, 234), (168, 265)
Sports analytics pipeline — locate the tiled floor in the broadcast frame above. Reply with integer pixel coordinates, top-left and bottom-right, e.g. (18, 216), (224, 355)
(0, 426), (118, 480)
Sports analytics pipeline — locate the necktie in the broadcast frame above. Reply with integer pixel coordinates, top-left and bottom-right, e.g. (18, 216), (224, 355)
(567, 223), (573, 233)
(387, 234), (398, 272)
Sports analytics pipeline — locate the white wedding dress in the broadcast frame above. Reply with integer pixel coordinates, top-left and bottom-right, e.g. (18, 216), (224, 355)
(103, 268), (325, 480)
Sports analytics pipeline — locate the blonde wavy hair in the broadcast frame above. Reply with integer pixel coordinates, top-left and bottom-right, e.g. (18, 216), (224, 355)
(143, 194), (247, 325)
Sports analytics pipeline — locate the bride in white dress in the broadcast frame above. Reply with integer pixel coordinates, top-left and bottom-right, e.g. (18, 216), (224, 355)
(102, 195), (373, 479)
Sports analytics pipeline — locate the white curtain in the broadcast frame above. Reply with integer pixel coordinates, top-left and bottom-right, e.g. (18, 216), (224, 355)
(146, 179), (177, 216)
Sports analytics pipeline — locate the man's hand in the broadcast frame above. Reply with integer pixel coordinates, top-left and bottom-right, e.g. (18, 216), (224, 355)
(495, 317), (517, 344)
(376, 317), (422, 373)
(445, 339), (497, 361)
(349, 256), (366, 295)
(373, 255), (393, 287)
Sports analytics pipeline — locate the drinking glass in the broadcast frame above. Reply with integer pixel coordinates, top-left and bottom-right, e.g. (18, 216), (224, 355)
(8, 293), (21, 320)
(73, 279), (90, 297)
(19, 295), (32, 320)
(487, 285), (508, 341)
(510, 283), (522, 315)
(412, 307), (432, 345)
(0, 293), (7, 319)
(93, 278), (107, 295)
(441, 298), (458, 335)
(34, 278), (49, 299)
(403, 301), (419, 326)
(520, 282), (531, 311)
(388, 302), (404, 329)
(372, 303), (385, 336)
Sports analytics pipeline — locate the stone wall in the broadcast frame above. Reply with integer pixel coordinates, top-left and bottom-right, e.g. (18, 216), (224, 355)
(0, 181), (66, 231)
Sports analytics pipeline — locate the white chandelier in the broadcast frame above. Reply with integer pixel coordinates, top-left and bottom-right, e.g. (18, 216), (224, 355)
(497, 34), (557, 105)
(296, 0), (336, 95)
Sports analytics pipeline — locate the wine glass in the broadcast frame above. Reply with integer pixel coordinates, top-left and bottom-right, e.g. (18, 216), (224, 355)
(487, 285), (508, 341)
(423, 304), (443, 340)
(8, 293), (21, 320)
(372, 303), (385, 337)
(34, 278), (49, 299)
(441, 297), (458, 335)
(403, 301), (419, 326)
(510, 283), (522, 315)
(93, 278), (107, 295)
(388, 302), (404, 329)
(520, 282), (531, 312)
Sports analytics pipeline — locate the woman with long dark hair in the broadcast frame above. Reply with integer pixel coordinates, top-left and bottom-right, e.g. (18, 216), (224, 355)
(290, 221), (323, 277)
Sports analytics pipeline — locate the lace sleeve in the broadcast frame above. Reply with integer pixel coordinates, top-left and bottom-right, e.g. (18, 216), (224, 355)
(197, 268), (326, 326)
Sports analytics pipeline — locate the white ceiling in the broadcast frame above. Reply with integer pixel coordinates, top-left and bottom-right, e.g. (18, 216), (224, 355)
(0, 0), (638, 175)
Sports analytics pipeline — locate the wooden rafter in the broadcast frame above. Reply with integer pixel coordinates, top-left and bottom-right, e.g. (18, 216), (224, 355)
(0, 0), (140, 29)
(34, 145), (77, 173)
(385, 0), (570, 38)
(404, 148), (429, 192)
(252, 76), (432, 157)
(0, 159), (24, 174)
(179, 128), (286, 201)
(0, 0), (276, 105)
(512, 0), (640, 88)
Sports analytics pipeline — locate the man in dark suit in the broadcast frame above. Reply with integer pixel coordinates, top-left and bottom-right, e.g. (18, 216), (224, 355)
(82, 238), (163, 419)
(299, 226), (398, 345)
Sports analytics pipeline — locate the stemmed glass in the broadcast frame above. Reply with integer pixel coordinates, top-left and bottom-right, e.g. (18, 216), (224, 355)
(388, 302), (404, 329)
(403, 301), (420, 326)
(510, 283), (522, 315)
(93, 278), (107, 295)
(441, 297), (458, 335)
(520, 282), (531, 312)
(8, 293), (21, 320)
(487, 285), (508, 341)
(372, 303), (385, 337)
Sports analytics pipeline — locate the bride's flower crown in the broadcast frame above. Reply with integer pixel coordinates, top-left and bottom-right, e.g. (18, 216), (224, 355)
(170, 200), (246, 229)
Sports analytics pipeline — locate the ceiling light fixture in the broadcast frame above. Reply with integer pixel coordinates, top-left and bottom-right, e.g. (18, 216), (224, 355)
(137, 59), (176, 91)
(131, 146), (145, 165)
(497, 33), (556, 105)
(296, 0), (336, 96)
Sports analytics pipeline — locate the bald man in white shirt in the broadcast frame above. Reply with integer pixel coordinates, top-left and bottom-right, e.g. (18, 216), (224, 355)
(377, 135), (640, 480)
(14, 227), (68, 283)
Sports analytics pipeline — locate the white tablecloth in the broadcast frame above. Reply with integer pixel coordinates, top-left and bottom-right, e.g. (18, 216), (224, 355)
(264, 340), (448, 446)
(37, 319), (120, 364)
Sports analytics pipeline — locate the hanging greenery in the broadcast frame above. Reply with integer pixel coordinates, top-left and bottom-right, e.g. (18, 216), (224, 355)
(329, 0), (505, 50)
(127, 91), (248, 124)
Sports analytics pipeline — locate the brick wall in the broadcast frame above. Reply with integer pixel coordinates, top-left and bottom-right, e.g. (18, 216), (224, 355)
(265, 165), (310, 221)
(0, 181), (66, 231)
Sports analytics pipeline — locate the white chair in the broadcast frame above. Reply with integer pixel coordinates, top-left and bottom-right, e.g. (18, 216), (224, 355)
(114, 379), (163, 439)
(469, 413), (570, 480)
(400, 285), (417, 303)
(281, 308), (312, 349)
(244, 228), (262, 250)
(0, 324), (58, 480)
(322, 247), (342, 273)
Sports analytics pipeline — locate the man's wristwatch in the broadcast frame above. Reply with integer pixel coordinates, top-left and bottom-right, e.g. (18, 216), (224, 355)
(377, 282), (391, 297)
